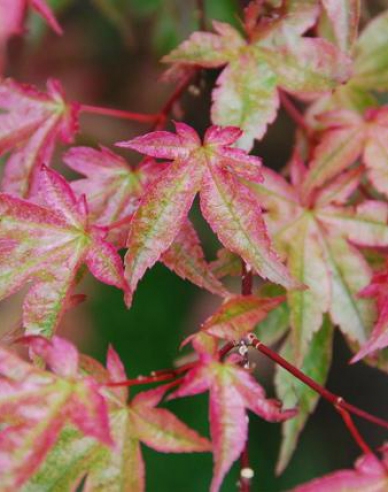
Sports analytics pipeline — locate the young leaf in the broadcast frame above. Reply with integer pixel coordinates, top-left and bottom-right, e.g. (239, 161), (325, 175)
(0, 78), (79, 197)
(118, 123), (297, 305)
(163, 7), (351, 149)
(25, 355), (210, 492)
(65, 146), (226, 297)
(249, 164), (386, 362)
(195, 294), (285, 341)
(352, 262), (388, 362)
(307, 9), (388, 120)
(291, 448), (388, 491)
(302, 107), (388, 197)
(0, 336), (112, 491)
(170, 340), (296, 492)
(0, 165), (127, 338)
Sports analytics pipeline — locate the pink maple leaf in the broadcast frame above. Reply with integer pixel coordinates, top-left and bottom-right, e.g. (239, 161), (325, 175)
(117, 123), (298, 305)
(0, 336), (112, 491)
(0, 78), (79, 197)
(28, 345), (211, 491)
(291, 448), (388, 491)
(170, 333), (296, 492)
(352, 261), (388, 361)
(302, 107), (388, 198)
(64, 145), (228, 297)
(0, 165), (128, 339)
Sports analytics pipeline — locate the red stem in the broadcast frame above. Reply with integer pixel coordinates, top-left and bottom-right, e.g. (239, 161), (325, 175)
(247, 334), (388, 431)
(279, 91), (310, 134)
(80, 103), (158, 123)
(106, 342), (235, 388)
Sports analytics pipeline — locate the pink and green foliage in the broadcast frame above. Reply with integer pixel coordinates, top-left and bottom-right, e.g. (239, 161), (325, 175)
(26, 345), (211, 491)
(352, 262), (388, 361)
(250, 157), (388, 362)
(0, 78), (79, 197)
(0, 165), (127, 338)
(171, 333), (296, 492)
(195, 294), (285, 341)
(0, 336), (112, 491)
(64, 146), (227, 297)
(302, 107), (388, 197)
(319, 0), (360, 53)
(163, 2), (352, 150)
(1, 1), (388, 491)
(118, 123), (297, 305)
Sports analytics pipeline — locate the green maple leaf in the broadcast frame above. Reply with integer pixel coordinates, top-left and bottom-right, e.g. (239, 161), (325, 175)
(250, 158), (388, 362)
(163, 2), (351, 149)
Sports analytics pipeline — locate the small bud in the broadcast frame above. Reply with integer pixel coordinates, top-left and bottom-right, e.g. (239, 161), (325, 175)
(239, 344), (249, 356)
(240, 467), (254, 480)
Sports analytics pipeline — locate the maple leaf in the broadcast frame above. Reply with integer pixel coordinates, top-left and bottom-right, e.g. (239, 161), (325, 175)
(25, 347), (211, 492)
(319, 0), (360, 54)
(64, 145), (228, 297)
(117, 123), (298, 305)
(0, 78), (79, 197)
(0, 336), (112, 491)
(170, 333), (296, 492)
(302, 107), (388, 197)
(186, 294), (285, 343)
(162, 3), (351, 150)
(291, 448), (388, 491)
(0, 165), (128, 338)
(307, 8), (388, 122)
(351, 261), (388, 362)
(249, 158), (388, 363)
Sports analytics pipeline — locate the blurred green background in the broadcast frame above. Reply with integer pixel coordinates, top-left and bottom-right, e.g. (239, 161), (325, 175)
(1, 0), (388, 490)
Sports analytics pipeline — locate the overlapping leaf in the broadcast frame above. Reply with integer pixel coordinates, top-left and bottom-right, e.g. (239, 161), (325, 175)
(26, 346), (211, 492)
(65, 146), (227, 297)
(302, 107), (388, 197)
(319, 0), (360, 54)
(118, 123), (297, 305)
(188, 294), (285, 343)
(308, 8), (388, 120)
(0, 336), (112, 492)
(171, 333), (296, 492)
(351, 261), (388, 362)
(163, 3), (350, 149)
(0, 165), (127, 338)
(291, 448), (388, 491)
(249, 160), (388, 362)
(0, 78), (79, 196)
